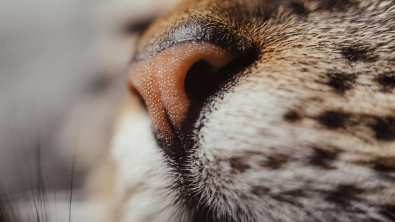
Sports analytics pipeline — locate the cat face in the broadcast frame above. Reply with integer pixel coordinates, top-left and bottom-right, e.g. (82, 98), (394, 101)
(106, 0), (395, 221)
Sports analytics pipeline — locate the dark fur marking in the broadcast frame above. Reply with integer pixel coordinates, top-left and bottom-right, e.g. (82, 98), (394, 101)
(284, 111), (302, 122)
(375, 73), (395, 93)
(282, 189), (307, 198)
(315, 0), (359, 11)
(260, 154), (289, 170)
(251, 186), (270, 197)
(300, 68), (309, 72)
(341, 46), (378, 62)
(316, 113), (395, 141)
(324, 185), (363, 207)
(373, 158), (395, 172)
(377, 173), (395, 183)
(317, 111), (349, 129)
(310, 147), (339, 169)
(230, 157), (250, 174)
(289, 1), (309, 16)
(326, 72), (357, 94)
(270, 194), (303, 207)
(380, 205), (395, 221)
(371, 117), (395, 141)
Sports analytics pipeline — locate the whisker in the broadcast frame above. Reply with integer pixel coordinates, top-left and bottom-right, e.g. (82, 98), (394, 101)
(68, 151), (76, 222)
(0, 194), (19, 222)
(54, 189), (58, 222)
(36, 136), (49, 222)
(30, 171), (40, 222)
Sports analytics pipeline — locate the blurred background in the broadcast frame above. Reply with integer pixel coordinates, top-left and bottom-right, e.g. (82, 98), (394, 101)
(0, 0), (178, 221)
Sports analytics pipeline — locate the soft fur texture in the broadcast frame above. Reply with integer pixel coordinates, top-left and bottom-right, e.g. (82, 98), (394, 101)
(91, 0), (395, 221)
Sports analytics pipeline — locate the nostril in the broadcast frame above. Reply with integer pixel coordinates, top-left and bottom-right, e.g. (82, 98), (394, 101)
(185, 55), (258, 104)
(184, 60), (216, 103)
(128, 42), (235, 133)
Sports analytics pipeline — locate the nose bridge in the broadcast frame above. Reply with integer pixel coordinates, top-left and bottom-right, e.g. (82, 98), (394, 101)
(128, 41), (234, 133)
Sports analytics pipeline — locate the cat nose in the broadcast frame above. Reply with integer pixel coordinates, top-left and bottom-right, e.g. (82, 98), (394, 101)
(128, 42), (234, 133)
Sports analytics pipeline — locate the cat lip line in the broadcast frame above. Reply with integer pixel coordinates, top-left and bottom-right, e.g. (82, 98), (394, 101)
(163, 108), (178, 135)
(157, 107), (190, 160)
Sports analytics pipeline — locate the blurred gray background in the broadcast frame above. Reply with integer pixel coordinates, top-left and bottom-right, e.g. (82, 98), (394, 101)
(0, 0), (178, 220)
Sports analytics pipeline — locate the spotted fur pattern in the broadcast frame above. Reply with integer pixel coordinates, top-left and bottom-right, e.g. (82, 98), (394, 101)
(92, 0), (395, 221)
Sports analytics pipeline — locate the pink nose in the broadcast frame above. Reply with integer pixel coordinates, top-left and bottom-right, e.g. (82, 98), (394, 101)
(128, 42), (234, 133)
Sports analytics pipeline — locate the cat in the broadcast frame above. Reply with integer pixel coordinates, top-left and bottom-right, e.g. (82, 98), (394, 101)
(2, 0), (394, 221)
(88, 0), (395, 221)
